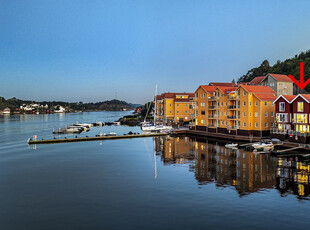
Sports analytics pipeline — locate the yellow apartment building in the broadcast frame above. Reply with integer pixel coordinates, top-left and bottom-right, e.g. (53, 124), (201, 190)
(156, 92), (195, 123)
(194, 85), (217, 130)
(194, 84), (276, 137)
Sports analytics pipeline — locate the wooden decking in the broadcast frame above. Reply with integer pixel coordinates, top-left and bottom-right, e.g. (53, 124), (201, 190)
(27, 133), (168, 145)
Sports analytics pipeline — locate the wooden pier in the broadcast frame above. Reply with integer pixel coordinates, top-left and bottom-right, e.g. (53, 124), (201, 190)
(27, 133), (168, 145)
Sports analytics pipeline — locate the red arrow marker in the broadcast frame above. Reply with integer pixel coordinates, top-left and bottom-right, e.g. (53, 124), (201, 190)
(288, 62), (310, 90)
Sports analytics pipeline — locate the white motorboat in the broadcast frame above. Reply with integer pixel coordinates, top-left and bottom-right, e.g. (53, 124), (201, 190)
(252, 141), (274, 150)
(225, 143), (238, 148)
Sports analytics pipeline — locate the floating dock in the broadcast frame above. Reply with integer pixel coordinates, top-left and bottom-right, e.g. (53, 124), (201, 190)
(27, 133), (168, 145)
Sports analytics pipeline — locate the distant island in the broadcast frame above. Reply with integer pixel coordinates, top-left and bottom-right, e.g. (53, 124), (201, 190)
(0, 96), (141, 114)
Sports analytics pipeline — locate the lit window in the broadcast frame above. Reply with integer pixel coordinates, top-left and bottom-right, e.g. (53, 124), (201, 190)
(298, 102), (304, 112)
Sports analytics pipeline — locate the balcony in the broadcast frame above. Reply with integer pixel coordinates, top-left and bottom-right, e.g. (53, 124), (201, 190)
(292, 118), (307, 124)
(208, 123), (217, 128)
(227, 96), (236, 100)
(208, 105), (218, 110)
(227, 105), (236, 110)
(230, 125), (239, 130)
(208, 114), (218, 119)
(208, 96), (218, 101)
(227, 115), (236, 119)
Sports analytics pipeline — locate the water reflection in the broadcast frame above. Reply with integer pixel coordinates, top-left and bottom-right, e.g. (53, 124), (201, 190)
(155, 136), (310, 199)
(277, 157), (310, 199)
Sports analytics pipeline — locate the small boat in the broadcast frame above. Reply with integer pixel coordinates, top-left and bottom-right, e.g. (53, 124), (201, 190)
(225, 143), (238, 148)
(108, 132), (117, 136)
(252, 141), (274, 150)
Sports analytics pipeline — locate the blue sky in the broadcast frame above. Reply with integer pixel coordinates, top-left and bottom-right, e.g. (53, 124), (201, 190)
(1, 0), (310, 104)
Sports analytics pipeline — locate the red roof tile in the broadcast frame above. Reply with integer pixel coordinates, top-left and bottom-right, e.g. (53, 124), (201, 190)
(282, 95), (296, 102)
(268, 74), (293, 82)
(250, 76), (265, 84)
(209, 82), (237, 87)
(200, 85), (217, 93)
(216, 87), (236, 94)
(241, 85), (276, 94)
(254, 93), (276, 101)
(299, 94), (310, 102)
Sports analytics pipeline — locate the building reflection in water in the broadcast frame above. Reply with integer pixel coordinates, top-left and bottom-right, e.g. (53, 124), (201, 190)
(277, 157), (310, 199)
(154, 135), (310, 199)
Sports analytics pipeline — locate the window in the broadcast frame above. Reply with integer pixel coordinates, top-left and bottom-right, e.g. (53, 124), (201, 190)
(201, 110), (205, 115)
(250, 112), (252, 117)
(221, 121), (224, 125)
(265, 112), (268, 117)
(243, 91), (246, 96)
(185, 104), (188, 107)
(265, 101), (267, 106)
(255, 112), (258, 117)
(221, 111), (223, 116)
(170, 110), (172, 113)
(170, 104), (172, 107)
(250, 122), (252, 127)
(177, 104), (179, 107)
(255, 122), (258, 127)
(271, 112), (274, 117)
(271, 102), (274, 107)
(298, 102), (304, 112)
(243, 112), (245, 117)
(225, 102), (227, 106)
(200, 102), (205, 106)
(195, 93), (198, 98)
(265, 123), (268, 128)
(237, 90), (240, 97)
(279, 102), (285, 112)
(185, 110), (187, 113)
(237, 101), (240, 108)
(177, 111), (179, 114)
(243, 122), (246, 127)
(243, 102), (246, 106)
(221, 102), (223, 106)
(250, 102), (252, 106)
(225, 112), (227, 116)
(201, 120), (205, 124)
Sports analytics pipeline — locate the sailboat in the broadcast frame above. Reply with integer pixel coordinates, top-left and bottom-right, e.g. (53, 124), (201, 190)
(141, 85), (173, 133)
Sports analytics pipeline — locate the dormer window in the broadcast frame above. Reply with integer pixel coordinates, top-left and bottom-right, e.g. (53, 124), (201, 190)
(298, 102), (304, 112)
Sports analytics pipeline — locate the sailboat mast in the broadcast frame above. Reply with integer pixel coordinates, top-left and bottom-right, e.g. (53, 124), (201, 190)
(154, 84), (157, 125)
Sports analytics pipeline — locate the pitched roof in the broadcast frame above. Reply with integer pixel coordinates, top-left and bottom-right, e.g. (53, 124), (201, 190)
(209, 82), (237, 87)
(250, 76), (265, 84)
(240, 85), (276, 94)
(200, 85), (217, 93)
(267, 74), (293, 82)
(254, 93), (276, 101)
(157, 92), (195, 100)
(216, 87), (236, 94)
(282, 95), (296, 102)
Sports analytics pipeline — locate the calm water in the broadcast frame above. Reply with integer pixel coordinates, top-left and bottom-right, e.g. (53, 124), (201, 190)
(0, 111), (309, 229)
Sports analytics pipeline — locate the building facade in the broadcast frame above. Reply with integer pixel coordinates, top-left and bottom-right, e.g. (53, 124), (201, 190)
(156, 93), (195, 123)
(194, 85), (276, 137)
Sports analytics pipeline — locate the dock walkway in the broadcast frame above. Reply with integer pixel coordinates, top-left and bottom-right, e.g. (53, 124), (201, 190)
(28, 133), (167, 145)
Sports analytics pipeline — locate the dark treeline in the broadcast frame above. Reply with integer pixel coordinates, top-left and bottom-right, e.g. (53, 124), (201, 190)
(237, 50), (310, 91)
(0, 97), (137, 111)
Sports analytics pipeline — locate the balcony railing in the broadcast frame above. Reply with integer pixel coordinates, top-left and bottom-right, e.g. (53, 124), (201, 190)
(227, 115), (236, 119)
(227, 96), (236, 100)
(208, 124), (216, 127)
(227, 105), (236, 109)
(270, 128), (288, 135)
(230, 125), (239, 130)
(208, 114), (218, 118)
(288, 130), (309, 137)
(208, 105), (218, 109)
(292, 118), (307, 124)
(208, 96), (218, 100)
